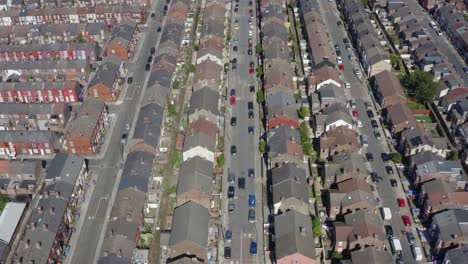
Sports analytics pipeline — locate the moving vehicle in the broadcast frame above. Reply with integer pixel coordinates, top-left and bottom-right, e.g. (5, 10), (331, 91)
(249, 194), (256, 208)
(390, 237), (402, 254)
(381, 207), (392, 220)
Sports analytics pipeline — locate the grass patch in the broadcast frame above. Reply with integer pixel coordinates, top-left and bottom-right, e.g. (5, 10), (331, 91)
(415, 115), (433, 123)
(406, 101), (426, 110)
(0, 195), (10, 213)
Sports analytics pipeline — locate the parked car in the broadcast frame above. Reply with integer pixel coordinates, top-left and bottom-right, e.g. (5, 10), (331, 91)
(386, 166), (394, 174)
(367, 110), (375, 119)
(381, 152), (390, 162)
(366, 153), (374, 162)
(337, 21), (342, 27)
(228, 174), (235, 184)
(385, 225), (394, 237)
(248, 209), (255, 223)
(230, 89), (236, 96)
(250, 241), (257, 256)
(248, 126), (254, 134)
(224, 247), (231, 259)
(231, 117), (237, 126)
(406, 232), (416, 245)
(228, 186), (235, 199)
(249, 85), (255, 92)
(374, 131), (382, 140)
(145, 64), (150, 71)
(238, 177), (245, 189)
(398, 198), (405, 208)
(228, 202), (235, 213)
(230, 96), (236, 105)
(337, 56), (343, 64)
(344, 82), (350, 89)
(402, 215), (412, 226)
(127, 76), (133, 84)
(231, 145), (237, 155)
(364, 101), (372, 109)
(352, 111), (359, 117)
(248, 102), (254, 110)
(225, 230), (232, 243)
(248, 168), (255, 177)
(390, 179), (398, 187)
(371, 120), (378, 129)
(249, 67), (254, 74)
(354, 68), (361, 76)
(351, 99), (356, 108)
(248, 49), (253, 55)
(248, 110), (254, 119)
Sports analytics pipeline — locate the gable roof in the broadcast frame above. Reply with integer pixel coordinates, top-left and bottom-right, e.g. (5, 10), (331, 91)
(132, 103), (164, 150)
(68, 97), (105, 139)
(169, 201), (209, 248)
(119, 150), (153, 192)
(268, 125), (301, 146)
(386, 102), (417, 128)
(189, 87), (219, 116)
(177, 157), (213, 196)
(373, 70), (405, 102)
(350, 247), (393, 264)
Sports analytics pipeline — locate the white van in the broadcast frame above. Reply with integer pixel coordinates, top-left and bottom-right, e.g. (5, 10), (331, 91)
(380, 207), (392, 220)
(390, 237), (402, 254)
(412, 246), (423, 261)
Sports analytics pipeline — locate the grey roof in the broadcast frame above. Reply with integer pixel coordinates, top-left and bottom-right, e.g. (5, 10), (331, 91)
(200, 22), (225, 39)
(350, 247), (393, 264)
(274, 210), (315, 260)
(421, 179), (456, 196)
(189, 87), (220, 116)
(0, 130), (56, 143)
(268, 126), (301, 146)
(330, 189), (378, 210)
(344, 209), (382, 227)
(101, 188), (146, 259)
(132, 102), (164, 150)
(267, 104), (299, 121)
(88, 55), (122, 89)
(401, 125), (434, 149)
(0, 202), (26, 243)
(68, 97), (105, 139)
(271, 163), (307, 187)
(98, 254), (132, 264)
(444, 245), (468, 263)
(183, 132), (216, 152)
(319, 83), (347, 105)
(272, 175), (309, 205)
(44, 153), (85, 184)
(410, 151), (444, 167)
(169, 201), (209, 249)
(0, 103), (67, 116)
(177, 157), (213, 196)
(0, 240), (7, 262)
(119, 150), (154, 192)
(108, 20), (137, 48)
(432, 209), (468, 242)
(169, 257), (204, 264)
(324, 107), (353, 127)
(264, 40), (289, 62)
(161, 23), (185, 45)
(415, 160), (463, 179)
(0, 159), (41, 177)
(266, 92), (296, 108)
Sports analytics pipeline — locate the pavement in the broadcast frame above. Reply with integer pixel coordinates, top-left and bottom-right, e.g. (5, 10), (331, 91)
(64, 1), (169, 263)
(403, 0), (468, 84)
(318, 1), (420, 263)
(220, 1), (264, 263)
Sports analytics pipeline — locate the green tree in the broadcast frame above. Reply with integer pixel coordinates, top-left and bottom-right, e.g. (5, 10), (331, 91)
(0, 194), (10, 212)
(405, 69), (439, 104)
(361, 0), (369, 7)
(390, 54), (399, 67)
(448, 151), (459, 161)
(189, 64), (196, 73)
(194, 44), (199, 51)
(257, 89), (265, 104)
(299, 106), (310, 119)
(216, 153), (225, 169)
(259, 139), (266, 153)
(172, 80), (180, 90)
(255, 44), (263, 54)
(300, 122), (313, 156)
(256, 66), (263, 78)
(331, 252), (344, 260)
(391, 152), (402, 164)
(168, 104), (177, 116)
(312, 216), (322, 238)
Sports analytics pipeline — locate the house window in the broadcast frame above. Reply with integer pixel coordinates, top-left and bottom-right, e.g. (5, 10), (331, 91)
(71, 148), (76, 154)
(45, 149), (51, 154)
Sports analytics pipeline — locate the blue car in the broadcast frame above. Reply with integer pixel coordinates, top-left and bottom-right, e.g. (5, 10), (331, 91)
(249, 194), (256, 208)
(250, 241), (257, 256)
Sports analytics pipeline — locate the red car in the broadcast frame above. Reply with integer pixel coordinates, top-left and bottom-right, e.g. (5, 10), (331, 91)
(249, 67), (255, 74)
(339, 64), (344, 71)
(352, 111), (359, 117)
(397, 198), (405, 208)
(402, 215), (412, 226)
(249, 9), (253, 14)
(248, 43), (253, 49)
(230, 96), (236, 105)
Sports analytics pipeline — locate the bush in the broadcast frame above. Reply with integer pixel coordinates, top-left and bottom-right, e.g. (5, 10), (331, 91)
(391, 152), (402, 164)
(259, 139), (266, 153)
(189, 64), (196, 72)
(312, 216), (322, 238)
(299, 106), (310, 119)
(255, 44), (263, 54)
(256, 66), (263, 78)
(332, 252), (344, 260)
(0, 195), (10, 213)
(217, 154), (225, 169)
(257, 89), (265, 104)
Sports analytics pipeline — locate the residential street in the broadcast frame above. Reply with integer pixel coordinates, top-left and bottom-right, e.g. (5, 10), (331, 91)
(66, 1), (168, 263)
(221, 1), (264, 263)
(318, 1), (419, 263)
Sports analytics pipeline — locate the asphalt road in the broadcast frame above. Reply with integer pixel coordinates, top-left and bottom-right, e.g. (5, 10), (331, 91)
(67, 2), (167, 263)
(405, 0), (468, 84)
(318, 1), (419, 263)
(221, 0), (264, 263)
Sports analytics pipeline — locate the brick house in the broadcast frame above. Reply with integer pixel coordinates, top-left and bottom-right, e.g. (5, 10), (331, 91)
(430, 209), (468, 254)
(0, 159), (42, 197)
(307, 62), (341, 95)
(333, 210), (386, 253)
(383, 102), (418, 134)
(324, 152), (368, 188)
(0, 103), (71, 132)
(0, 81), (82, 104)
(169, 201), (209, 262)
(192, 59), (223, 92)
(398, 124), (451, 157)
(267, 104), (300, 131)
(320, 127), (361, 159)
(0, 43), (99, 62)
(104, 20), (141, 61)
(264, 60), (295, 96)
(176, 156), (213, 209)
(419, 179), (468, 220)
(268, 126), (303, 167)
(188, 87), (220, 126)
(62, 98), (107, 155)
(87, 55), (126, 102)
(371, 70), (406, 109)
(0, 131), (58, 158)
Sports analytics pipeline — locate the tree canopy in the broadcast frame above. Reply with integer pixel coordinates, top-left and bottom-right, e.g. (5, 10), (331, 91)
(405, 70), (439, 104)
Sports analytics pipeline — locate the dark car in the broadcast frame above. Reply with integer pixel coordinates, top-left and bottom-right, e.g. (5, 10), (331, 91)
(385, 225), (394, 237)
(390, 179), (398, 187)
(228, 186), (235, 199)
(248, 168), (254, 178)
(248, 110), (254, 119)
(234, 4), (239, 12)
(231, 117), (237, 126)
(336, 49), (342, 56)
(463, 67), (468, 74)
(228, 202), (235, 213)
(406, 232), (416, 245)
(147, 56), (153, 63)
(370, 172), (380, 183)
(366, 152), (374, 162)
(334, 44), (340, 50)
(230, 89), (236, 96)
(238, 177), (245, 189)
(371, 120), (378, 129)
(232, 64), (237, 72)
(225, 230), (232, 243)
(343, 38), (349, 44)
(248, 0), (252, 6)
(228, 173), (235, 184)
(337, 21), (342, 27)
(250, 241), (257, 256)
(157, 26), (162, 32)
(250, 85), (255, 92)
(381, 152), (390, 162)
(248, 126), (254, 134)
(386, 166), (394, 174)
(231, 145), (237, 155)
(224, 247), (231, 259)
(250, 62), (255, 67)
(150, 47), (155, 54)
(151, 12), (155, 18)
(231, 58), (237, 64)
(233, 46), (238, 52)
(248, 209), (255, 223)
(367, 110), (375, 119)
(127, 77), (133, 84)
(248, 101), (254, 110)
(145, 64), (150, 71)
(248, 49), (253, 55)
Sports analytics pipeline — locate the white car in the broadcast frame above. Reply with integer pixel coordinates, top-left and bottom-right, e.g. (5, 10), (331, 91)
(337, 56), (343, 64)
(356, 120), (363, 128)
(248, 30), (253, 36)
(354, 68), (361, 76)
(344, 82), (350, 89)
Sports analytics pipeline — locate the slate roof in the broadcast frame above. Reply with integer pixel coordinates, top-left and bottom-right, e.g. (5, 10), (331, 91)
(274, 210), (315, 261)
(432, 209), (468, 242)
(386, 102), (417, 128)
(176, 156), (213, 196)
(189, 87), (219, 116)
(107, 20), (137, 48)
(119, 150), (154, 192)
(44, 153), (85, 184)
(98, 254), (132, 264)
(132, 102), (164, 150)
(68, 97), (105, 139)
(349, 247), (393, 264)
(268, 126), (301, 146)
(169, 201), (209, 248)
(444, 245), (468, 263)
(0, 202), (26, 243)
(266, 92), (296, 108)
(88, 55), (122, 89)
(0, 131), (56, 143)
